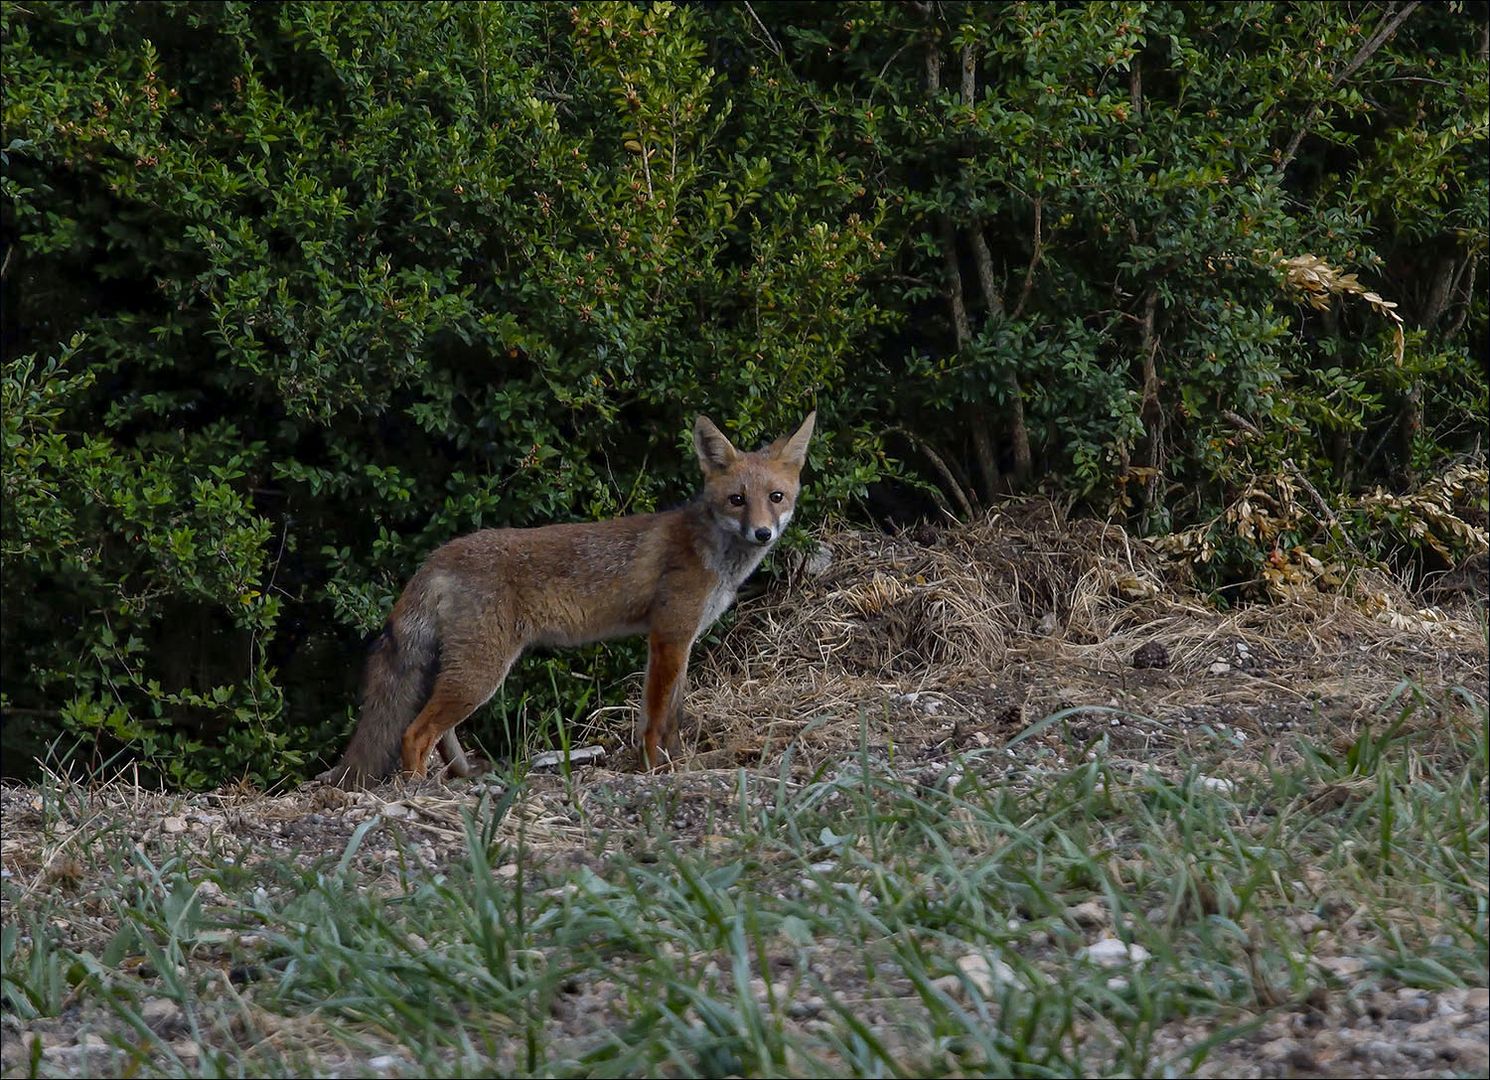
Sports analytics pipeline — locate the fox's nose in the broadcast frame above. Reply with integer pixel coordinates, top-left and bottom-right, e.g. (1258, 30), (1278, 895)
(753, 527), (773, 544)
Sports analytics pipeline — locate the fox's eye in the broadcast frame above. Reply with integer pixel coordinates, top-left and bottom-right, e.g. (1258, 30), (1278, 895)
(769, 491), (784, 503)
(729, 493), (746, 507)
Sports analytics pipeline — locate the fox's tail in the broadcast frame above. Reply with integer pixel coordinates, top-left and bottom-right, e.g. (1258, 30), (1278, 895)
(316, 598), (440, 789)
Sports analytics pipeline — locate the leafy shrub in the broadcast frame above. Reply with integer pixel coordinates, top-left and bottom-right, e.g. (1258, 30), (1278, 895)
(731, 1), (1485, 526)
(2, 1), (888, 785)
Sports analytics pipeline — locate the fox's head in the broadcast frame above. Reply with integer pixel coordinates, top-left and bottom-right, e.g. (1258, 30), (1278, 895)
(693, 411), (817, 549)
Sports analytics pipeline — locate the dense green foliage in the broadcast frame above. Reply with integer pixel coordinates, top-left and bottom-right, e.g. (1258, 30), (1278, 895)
(3, 1), (1485, 786)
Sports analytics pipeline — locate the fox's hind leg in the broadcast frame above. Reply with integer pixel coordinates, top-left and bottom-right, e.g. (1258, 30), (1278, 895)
(402, 649), (519, 779)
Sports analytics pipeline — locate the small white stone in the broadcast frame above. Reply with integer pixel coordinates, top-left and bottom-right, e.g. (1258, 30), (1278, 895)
(141, 998), (180, 1025)
(804, 544), (833, 577)
(530, 745), (605, 770)
(931, 974), (963, 998)
(1286, 912), (1324, 934)
(1314, 955), (1367, 978)
(1068, 900), (1109, 928)
(956, 953), (1015, 994)
(1079, 937), (1151, 968)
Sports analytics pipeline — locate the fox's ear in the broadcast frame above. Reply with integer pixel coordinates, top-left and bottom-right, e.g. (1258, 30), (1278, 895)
(693, 415), (740, 475)
(769, 410), (817, 469)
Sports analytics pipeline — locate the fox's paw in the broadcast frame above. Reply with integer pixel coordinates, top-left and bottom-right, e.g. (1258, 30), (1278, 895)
(443, 753), (493, 780)
(315, 763), (377, 790)
(314, 764), (347, 787)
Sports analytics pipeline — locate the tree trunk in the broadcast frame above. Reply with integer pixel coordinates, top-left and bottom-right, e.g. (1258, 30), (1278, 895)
(1419, 253), (1457, 335)
(1397, 252), (1456, 477)
(970, 228), (1032, 482)
(921, 19), (1000, 506)
(1127, 53), (1165, 525)
(1137, 290), (1165, 526)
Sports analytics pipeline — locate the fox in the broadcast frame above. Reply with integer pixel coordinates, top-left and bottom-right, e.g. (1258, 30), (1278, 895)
(315, 411), (817, 787)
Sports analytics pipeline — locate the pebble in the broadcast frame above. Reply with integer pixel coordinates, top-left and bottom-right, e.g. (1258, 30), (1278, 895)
(1067, 900), (1108, 928)
(1315, 954), (1367, 978)
(1079, 937), (1151, 968)
(1286, 911), (1325, 934)
(140, 998), (181, 1028)
(788, 995), (825, 1019)
(956, 952), (1015, 994)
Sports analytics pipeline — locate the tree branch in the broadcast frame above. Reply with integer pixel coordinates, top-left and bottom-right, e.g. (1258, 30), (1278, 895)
(938, 219), (971, 347)
(1278, 1), (1421, 173)
(1442, 255), (1479, 341)
(970, 228), (1032, 481)
(1010, 194), (1042, 320)
(741, 2), (783, 60)
(968, 229), (1003, 318)
(889, 427), (976, 521)
(960, 41), (976, 108)
(1419, 253), (1457, 336)
(1137, 289), (1164, 519)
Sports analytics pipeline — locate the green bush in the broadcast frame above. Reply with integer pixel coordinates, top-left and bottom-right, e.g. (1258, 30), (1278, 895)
(1, 1), (889, 785)
(3, 1), (1484, 787)
(733, 1), (1485, 527)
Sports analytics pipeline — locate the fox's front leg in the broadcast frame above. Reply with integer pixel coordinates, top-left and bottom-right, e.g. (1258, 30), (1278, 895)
(642, 633), (689, 770)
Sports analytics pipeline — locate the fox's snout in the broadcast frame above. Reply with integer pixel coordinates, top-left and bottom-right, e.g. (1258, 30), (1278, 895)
(749, 525), (775, 545)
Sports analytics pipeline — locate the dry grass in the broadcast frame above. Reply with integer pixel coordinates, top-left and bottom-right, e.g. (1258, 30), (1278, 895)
(685, 500), (1486, 771)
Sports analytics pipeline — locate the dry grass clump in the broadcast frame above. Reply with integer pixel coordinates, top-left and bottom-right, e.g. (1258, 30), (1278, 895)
(721, 502), (1170, 679)
(686, 499), (1486, 768)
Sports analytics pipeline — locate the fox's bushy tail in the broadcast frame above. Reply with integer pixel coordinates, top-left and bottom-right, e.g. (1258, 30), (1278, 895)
(316, 601), (439, 788)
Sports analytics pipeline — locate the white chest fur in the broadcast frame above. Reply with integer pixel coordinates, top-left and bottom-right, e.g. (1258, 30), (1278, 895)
(698, 540), (771, 634)
(697, 584), (737, 633)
